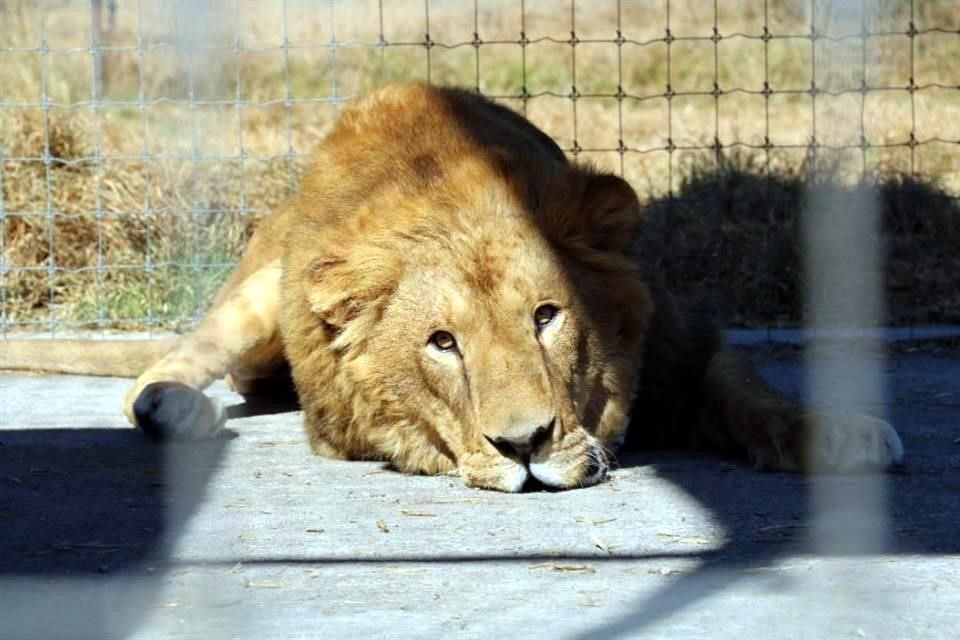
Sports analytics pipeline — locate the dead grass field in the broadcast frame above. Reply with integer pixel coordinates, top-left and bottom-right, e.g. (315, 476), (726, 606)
(1, 0), (958, 330)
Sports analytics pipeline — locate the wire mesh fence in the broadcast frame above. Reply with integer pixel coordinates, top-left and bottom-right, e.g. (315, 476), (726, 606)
(0, 0), (958, 334)
(2, 3), (958, 638)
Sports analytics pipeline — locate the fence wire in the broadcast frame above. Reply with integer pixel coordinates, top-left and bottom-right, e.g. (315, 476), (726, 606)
(0, 0), (958, 334)
(1, 3), (957, 638)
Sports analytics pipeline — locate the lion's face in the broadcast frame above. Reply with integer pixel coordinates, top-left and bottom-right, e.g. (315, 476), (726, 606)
(366, 223), (608, 492)
(293, 159), (651, 492)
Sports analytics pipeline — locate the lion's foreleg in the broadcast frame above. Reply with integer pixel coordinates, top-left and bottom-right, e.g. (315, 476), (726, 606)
(698, 349), (903, 472)
(122, 262), (282, 440)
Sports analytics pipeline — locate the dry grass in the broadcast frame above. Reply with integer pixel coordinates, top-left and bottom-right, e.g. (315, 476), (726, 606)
(1, 0), (958, 329)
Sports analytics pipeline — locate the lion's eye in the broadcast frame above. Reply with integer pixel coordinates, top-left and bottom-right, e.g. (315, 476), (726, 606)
(428, 330), (458, 352)
(534, 304), (559, 330)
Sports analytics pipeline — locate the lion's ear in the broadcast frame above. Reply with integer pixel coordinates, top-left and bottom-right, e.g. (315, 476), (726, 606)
(303, 252), (398, 330)
(578, 173), (643, 253)
(542, 171), (643, 255)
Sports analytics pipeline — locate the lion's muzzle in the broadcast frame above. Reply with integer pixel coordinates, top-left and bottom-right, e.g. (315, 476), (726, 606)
(527, 429), (608, 490)
(483, 416), (555, 461)
(463, 419), (608, 492)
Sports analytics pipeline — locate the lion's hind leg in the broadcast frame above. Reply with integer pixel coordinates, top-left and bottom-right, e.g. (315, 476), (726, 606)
(698, 349), (903, 472)
(123, 262), (283, 440)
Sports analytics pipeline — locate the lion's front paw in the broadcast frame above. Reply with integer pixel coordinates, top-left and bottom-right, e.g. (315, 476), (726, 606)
(127, 381), (227, 441)
(458, 452), (529, 493)
(808, 412), (904, 472)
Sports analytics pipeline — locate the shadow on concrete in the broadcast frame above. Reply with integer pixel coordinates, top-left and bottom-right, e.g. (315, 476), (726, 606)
(1, 428), (162, 575)
(0, 429), (230, 576)
(225, 391), (298, 420)
(569, 351), (960, 639)
(0, 428), (229, 640)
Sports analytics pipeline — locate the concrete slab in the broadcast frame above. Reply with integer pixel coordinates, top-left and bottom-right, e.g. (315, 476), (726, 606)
(1, 348), (958, 639)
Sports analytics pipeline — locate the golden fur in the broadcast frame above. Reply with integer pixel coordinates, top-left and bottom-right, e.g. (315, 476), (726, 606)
(0, 83), (903, 491)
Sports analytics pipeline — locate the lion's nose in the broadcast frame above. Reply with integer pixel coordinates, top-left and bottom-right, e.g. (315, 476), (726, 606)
(485, 418), (555, 461)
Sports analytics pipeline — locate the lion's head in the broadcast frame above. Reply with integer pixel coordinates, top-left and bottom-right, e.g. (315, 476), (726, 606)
(280, 84), (652, 491)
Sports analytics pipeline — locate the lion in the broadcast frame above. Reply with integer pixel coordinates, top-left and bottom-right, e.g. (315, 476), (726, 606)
(0, 83), (903, 491)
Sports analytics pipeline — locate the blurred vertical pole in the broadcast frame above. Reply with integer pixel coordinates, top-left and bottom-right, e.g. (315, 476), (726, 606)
(163, 3), (243, 638)
(90, 0), (116, 99)
(802, 0), (893, 632)
(90, 0), (103, 98)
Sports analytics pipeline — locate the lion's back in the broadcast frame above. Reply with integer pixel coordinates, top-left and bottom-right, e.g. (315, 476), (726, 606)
(293, 83), (565, 222)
